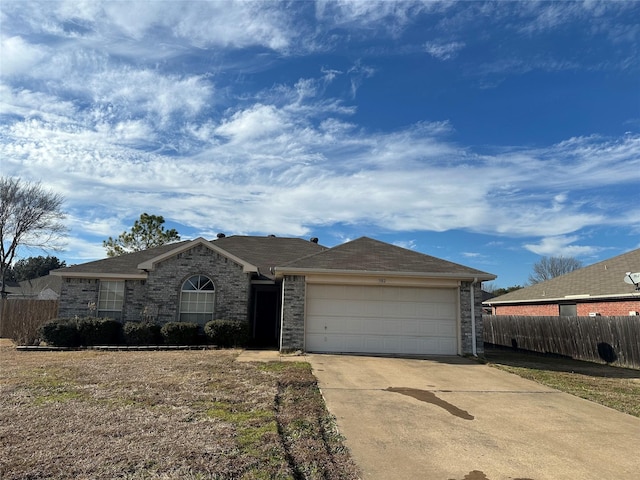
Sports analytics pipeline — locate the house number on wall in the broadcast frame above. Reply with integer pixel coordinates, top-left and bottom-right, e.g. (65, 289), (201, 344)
(379, 278), (386, 284)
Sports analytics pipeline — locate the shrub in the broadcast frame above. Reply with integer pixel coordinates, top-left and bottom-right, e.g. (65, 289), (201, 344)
(161, 322), (200, 345)
(38, 319), (80, 347)
(205, 319), (250, 348)
(123, 321), (162, 345)
(76, 317), (123, 345)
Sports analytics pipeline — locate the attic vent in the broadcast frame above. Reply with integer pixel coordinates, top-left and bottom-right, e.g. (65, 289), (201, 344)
(217, 233), (226, 238)
(310, 237), (319, 243)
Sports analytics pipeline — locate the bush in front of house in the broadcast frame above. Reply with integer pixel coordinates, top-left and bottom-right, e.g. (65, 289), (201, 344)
(160, 322), (200, 345)
(204, 319), (250, 348)
(38, 318), (81, 347)
(76, 317), (123, 345)
(123, 321), (162, 345)
(38, 317), (123, 347)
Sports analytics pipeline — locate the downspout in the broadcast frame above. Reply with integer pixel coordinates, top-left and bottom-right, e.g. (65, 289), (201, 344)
(470, 277), (478, 357)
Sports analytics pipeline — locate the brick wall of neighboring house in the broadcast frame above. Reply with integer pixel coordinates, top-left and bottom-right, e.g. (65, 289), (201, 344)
(492, 303), (559, 316)
(576, 300), (640, 316)
(493, 300), (640, 316)
(459, 282), (484, 356)
(280, 275), (305, 351)
(145, 243), (251, 324)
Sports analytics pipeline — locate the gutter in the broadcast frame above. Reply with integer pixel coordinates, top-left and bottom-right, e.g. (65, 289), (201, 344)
(274, 267), (495, 282)
(470, 277), (478, 357)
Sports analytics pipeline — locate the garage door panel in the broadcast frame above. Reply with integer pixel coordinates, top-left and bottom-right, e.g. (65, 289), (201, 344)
(307, 333), (458, 355)
(306, 285), (458, 355)
(435, 302), (457, 319)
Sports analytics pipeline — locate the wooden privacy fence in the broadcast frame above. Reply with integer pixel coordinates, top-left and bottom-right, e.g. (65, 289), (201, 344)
(483, 315), (640, 370)
(0, 298), (59, 345)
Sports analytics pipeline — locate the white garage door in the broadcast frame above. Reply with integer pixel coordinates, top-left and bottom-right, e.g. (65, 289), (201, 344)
(306, 284), (458, 355)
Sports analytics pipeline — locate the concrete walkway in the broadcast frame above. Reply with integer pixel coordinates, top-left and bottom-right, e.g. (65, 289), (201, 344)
(305, 354), (640, 480)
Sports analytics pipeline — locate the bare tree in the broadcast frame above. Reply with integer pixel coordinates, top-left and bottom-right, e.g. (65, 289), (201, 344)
(528, 256), (582, 285)
(0, 177), (67, 297)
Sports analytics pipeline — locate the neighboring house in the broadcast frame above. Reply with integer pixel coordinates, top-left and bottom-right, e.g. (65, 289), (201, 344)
(50, 235), (495, 356)
(484, 248), (640, 316)
(1, 275), (61, 299)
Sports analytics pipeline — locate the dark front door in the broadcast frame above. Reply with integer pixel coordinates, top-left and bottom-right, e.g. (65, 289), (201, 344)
(251, 285), (280, 348)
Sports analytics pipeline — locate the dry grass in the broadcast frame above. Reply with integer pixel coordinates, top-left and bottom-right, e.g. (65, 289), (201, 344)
(485, 348), (640, 418)
(0, 340), (360, 480)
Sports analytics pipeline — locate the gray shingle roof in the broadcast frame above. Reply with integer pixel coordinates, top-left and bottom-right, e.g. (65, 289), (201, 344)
(277, 236), (495, 279)
(486, 248), (640, 304)
(51, 237), (326, 279)
(212, 236), (327, 278)
(51, 235), (496, 281)
(51, 240), (192, 276)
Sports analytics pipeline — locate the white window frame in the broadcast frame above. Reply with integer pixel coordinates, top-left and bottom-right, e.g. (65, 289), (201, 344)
(98, 280), (125, 320)
(179, 275), (215, 324)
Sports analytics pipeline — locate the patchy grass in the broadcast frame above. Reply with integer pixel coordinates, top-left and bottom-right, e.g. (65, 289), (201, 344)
(485, 348), (640, 418)
(0, 340), (360, 480)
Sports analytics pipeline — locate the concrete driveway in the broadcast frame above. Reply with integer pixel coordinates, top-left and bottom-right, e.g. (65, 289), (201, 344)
(305, 354), (640, 480)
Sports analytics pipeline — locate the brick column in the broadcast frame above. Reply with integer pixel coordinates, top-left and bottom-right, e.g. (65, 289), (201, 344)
(280, 275), (305, 352)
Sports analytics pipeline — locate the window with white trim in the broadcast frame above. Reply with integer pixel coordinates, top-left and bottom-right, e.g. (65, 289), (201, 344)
(180, 275), (215, 324)
(98, 280), (125, 320)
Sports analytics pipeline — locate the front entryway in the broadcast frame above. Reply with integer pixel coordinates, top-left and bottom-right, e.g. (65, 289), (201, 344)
(250, 285), (280, 348)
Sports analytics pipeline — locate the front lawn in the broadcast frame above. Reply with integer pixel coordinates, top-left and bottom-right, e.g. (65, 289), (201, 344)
(0, 341), (360, 479)
(485, 347), (640, 418)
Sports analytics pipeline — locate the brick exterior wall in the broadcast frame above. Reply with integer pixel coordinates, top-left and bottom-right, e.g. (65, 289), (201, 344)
(145, 243), (250, 324)
(280, 275), (306, 351)
(576, 301), (640, 316)
(58, 278), (100, 318)
(58, 244), (252, 325)
(492, 304), (559, 316)
(459, 281), (484, 356)
(493, 300), (640, 316)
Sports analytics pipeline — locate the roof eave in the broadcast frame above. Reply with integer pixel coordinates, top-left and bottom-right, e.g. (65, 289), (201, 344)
(484, 291), (640, 305)
(50, 271), (148, 280)
(275, 267), (496, 281)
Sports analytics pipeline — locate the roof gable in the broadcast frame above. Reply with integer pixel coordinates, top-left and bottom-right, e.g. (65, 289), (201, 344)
(486, 248), (640, 304)
(277, 236), (495, 280)
(136, 237), (257, 273)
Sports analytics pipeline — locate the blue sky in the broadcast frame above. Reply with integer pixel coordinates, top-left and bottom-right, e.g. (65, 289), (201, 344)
(1, 1), (639, 287)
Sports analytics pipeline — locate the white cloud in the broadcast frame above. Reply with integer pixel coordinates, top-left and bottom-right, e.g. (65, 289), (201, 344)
(215, 104), (290, 142)
(523, 236), (601, 257)
(1, 0), (639, 263)
(424, 40), (465, 60)
(393, 240), (417, 250)
(0, 36), (48, 75)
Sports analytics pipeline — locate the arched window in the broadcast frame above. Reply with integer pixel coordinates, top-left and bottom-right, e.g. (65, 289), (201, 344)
(179, 275), (215, 324)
